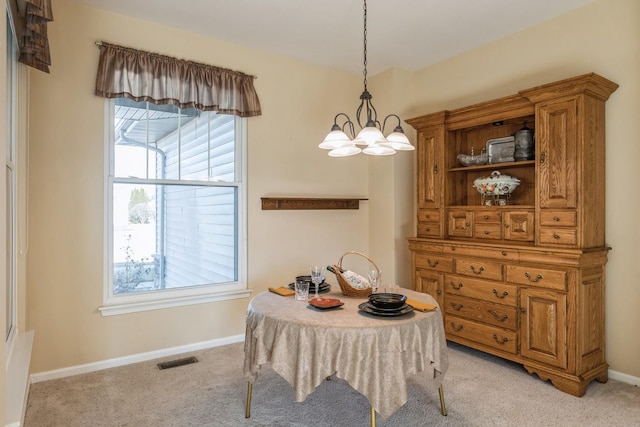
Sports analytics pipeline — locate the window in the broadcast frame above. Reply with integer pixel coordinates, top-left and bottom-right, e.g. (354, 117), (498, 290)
(101, 99), (248, 316)
(6, 10), (18, 347)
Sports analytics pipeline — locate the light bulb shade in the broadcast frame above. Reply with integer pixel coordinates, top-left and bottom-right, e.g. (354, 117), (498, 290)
(355, 126), (385, 146)
(319, 130), (353, 149)
(380, 132), (415, 151)
(362, 144), (396, 156)
(328, 145), (362, 157)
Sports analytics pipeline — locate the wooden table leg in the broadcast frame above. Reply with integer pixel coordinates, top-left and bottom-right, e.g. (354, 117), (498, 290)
(245, 381), (252, 418)
(370, 405), (376, 427)
(438, 384), (447, 416)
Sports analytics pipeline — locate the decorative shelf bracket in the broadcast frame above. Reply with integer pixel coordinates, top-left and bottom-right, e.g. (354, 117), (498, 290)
(261, 197), (367, 210)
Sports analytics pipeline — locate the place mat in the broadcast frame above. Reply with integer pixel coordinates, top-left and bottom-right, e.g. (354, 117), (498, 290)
(268, 286), (295, 297)
(405, 298), (437, 312)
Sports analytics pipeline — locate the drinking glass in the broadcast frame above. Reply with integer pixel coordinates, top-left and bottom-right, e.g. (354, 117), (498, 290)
(295, 278), (309, 301)
(368, 269), (381, 294)
(311, 266), (323, 299)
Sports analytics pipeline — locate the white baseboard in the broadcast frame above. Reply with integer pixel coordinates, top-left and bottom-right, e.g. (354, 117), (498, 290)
(30, 334), (245, 384)
(609, 369), (640, 387)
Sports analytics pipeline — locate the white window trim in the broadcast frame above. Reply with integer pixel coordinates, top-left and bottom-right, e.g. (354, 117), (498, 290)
(100, 100), (250, 317)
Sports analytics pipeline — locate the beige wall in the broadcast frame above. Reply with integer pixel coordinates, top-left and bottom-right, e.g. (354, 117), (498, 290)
(22, 0), (640, 382)
(408, 0), (640, 378)
(26, 0), (370, 373)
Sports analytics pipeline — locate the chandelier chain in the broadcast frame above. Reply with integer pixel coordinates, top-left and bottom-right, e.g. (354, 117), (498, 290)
(362, 0), (368, 90)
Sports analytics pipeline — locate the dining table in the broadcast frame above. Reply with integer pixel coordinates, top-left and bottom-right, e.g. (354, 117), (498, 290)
(243, 286), (449, 425)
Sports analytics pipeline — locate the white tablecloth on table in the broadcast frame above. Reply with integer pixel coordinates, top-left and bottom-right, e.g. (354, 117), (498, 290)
(243, 288), (449, 419)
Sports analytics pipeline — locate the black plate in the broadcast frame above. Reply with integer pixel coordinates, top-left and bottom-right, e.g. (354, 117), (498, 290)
(366, 302), (410, 313)
(288, 283), (331, 293)
(358, 302), (414, 317)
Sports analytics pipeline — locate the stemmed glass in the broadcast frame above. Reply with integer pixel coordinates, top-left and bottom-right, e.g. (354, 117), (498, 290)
(368, 269), (381, 294)
(311, 266), (323, 300)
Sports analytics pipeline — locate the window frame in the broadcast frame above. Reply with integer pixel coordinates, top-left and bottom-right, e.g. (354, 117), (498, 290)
(100, 99), (250, 317)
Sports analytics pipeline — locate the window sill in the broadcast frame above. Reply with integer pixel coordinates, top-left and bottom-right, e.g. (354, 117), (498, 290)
(99, 288), (252, 316)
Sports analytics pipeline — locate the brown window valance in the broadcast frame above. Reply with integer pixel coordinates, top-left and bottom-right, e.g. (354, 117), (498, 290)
(10, 0), (54, 73)
(94, 42), (262, 118)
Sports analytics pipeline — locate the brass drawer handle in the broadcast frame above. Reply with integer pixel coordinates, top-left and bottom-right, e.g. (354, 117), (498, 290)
(553, 216), (559, 221)
(436, 289), (442, 296)
(501, 251), (507, 256)
(450, 281), (463, 290)
(492, 334), (509, 345)
(483, 230), (490, 235)
(433, 164), (439, 174)
(427, 259), (439, 268)
(524, 272), (543, 283)
(450, 302), (463, 311)
(492, 289), (509, 299)
(490, 311), (509, 322)
(540, 151), (546, 163)
(483, 215), (489, 220)
(450, 322), (463, 332)
(470, 265), (485, 275)
(553, 234), (560, 239)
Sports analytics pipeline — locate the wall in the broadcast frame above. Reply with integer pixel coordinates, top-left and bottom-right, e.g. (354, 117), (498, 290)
(408, 0), (640, 378)
(26, 0), (369, 373)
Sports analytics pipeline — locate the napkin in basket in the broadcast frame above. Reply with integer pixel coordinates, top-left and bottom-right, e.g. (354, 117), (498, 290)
(406, 298), (437, 312)
(268, 286), (295, 297)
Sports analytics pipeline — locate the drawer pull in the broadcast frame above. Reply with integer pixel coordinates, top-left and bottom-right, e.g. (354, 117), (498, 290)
(427, 259), (439, 268)
(553, 216), (559, 221)
(425, 228), (431, 232)
(524, 272), (543, 283)
(492, 334), (509, 345)
(553, 234), (560, 239)
(450, 302), (463, 311)
(449, 281), (463, 290)
(436, 289), (442, 296)
(450, 322), (463, 332)
(501, 251), (507, 256)
(483, 230), (490, 235)
(490, 311), (509, 322)
(483, 215), (489, 220)
(470, 265), (485, 275)
(540, 151), (546, 164)
(492, 289), (509, 299)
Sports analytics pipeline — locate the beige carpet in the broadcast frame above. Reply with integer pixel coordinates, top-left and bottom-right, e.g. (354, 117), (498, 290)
(24, 341), (640, 426)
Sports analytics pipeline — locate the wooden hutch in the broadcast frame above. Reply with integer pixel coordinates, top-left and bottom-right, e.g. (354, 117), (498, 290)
(406, 73), (618, 396)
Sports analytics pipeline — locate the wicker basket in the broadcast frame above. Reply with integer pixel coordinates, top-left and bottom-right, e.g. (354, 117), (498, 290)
(330, 251), (379, 297)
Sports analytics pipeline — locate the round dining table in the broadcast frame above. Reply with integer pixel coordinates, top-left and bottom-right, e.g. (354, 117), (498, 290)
(243, 287), (449, 424)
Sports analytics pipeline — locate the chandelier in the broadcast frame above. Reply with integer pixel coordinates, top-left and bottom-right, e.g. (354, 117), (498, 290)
(319, 0), (414, 157)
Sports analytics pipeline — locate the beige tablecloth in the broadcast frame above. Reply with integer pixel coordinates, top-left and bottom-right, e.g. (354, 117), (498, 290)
(243, 288), (449, 419)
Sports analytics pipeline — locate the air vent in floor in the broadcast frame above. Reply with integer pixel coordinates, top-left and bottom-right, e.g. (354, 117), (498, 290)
(157, 356), (198, 370)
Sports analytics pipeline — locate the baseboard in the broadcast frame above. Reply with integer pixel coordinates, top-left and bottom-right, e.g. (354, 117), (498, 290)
(609, 369), (640, 387)
(30, 334), (245, 384)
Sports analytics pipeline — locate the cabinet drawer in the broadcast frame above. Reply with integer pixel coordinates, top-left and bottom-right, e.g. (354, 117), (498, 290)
(506, 265), (567, 290)
(444, 274), (517, 306)
(455, 258), (503, 281)
(445, 244), (519, 261)
(418, 209), (441, 223)
(415, 254), (453, 272)
(445, 295), (517, 330)
(539, 227), (577, 245)
(447, 210), (473, 238)
(446, 315), (517, 354)
(474, 224), (502, 240)
(540, 210), (577, 226)
(474, 210), (502, 224)
(417, 223), (441, 238)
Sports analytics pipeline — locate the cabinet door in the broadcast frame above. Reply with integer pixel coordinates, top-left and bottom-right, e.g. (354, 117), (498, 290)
(415, 269), (444, 308)
(417, 126), (444, 209)
(536, 98), (578, 209)
(519, 288), (567, 369)
(504, 210), (534, 242)
(447, 210), (473, 238)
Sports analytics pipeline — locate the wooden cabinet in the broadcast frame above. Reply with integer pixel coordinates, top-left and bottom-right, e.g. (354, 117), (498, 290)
(407, 73), (617, 397)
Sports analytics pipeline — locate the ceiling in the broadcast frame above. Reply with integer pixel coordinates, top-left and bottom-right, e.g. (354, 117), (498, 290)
(71, 0), (596, 76)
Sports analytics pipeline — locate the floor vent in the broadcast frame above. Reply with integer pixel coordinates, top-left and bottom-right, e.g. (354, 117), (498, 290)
(157, 356), (198, 370)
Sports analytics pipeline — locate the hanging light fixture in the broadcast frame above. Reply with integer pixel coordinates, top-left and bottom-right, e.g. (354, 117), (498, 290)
(319, 0), (414, 157)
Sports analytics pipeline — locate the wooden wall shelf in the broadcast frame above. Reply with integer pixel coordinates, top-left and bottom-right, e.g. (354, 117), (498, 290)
(261, 197), (367, 210)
